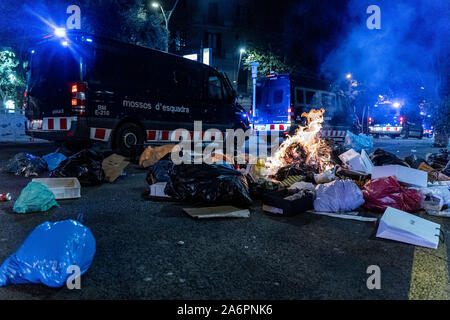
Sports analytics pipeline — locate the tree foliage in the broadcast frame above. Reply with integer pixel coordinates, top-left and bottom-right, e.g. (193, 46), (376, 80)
(243, 47), (294, 76)
(0, 50), (24, 106)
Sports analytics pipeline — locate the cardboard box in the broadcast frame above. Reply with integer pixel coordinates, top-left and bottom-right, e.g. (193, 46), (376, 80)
(371, 165), (428, 187)
(338, 149), (373, 174)
(262, 189), (314, 216)
(102, 154), (129, 183)
(150, 182), (170, 198)
(183, 206), (250, 219)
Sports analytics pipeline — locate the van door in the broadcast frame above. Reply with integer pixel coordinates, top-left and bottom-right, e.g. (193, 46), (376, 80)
(26, 42), (81, 119)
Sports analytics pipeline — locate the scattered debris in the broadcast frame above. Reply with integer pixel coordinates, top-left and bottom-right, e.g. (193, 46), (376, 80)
(50, 150), (105, 186)
(165, 163), (252, 206)
(183, 206), (250, 219)
(372, 165), (428, 187)
(310, 211), (377, 222)
(376, 207), (440, 249)
(13, 182), (59, 214)
(0, 220), (96, 287)
(102, 154), (129, 183)
(263, 189), (314, 216)
(32, 178), (81, 200)
(150, 182), (171, 198)
(344, 130), (373, 153)
(139, 144), (177, 168)
(314, 180), (365, 213)
(361, 177), (423, 213)
(0, 193), (11, 201)
(339, 149), (373, 174)
(42, 152), (67, 171)
(6, 152), (47, 177)
(146, 157), (173, 185)
(369, 148), (409, 167)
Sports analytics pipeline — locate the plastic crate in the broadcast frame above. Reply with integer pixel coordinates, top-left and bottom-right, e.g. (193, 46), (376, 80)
(32, 178), (81, 200)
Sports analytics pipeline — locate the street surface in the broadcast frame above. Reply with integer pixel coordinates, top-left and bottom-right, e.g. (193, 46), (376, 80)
(0, 137), (449, 300)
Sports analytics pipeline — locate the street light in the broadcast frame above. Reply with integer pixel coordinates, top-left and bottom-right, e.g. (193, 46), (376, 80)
(236, 48), (246, 89)
(151, 0), (180, 52)
(54, 27), (66, 38)
(346, 73), (352, 79)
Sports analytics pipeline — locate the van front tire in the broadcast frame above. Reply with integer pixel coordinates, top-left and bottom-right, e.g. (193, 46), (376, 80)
(115, 123), (145, 157)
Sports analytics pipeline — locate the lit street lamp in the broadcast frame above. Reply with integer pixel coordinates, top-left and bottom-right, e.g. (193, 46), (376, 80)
(151, 0), (180, 51)
(235, 48), (246, 88)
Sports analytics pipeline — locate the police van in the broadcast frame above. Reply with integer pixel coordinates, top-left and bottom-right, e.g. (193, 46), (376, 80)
(25, 31), (250, 155)
(253, 73), (352, 139)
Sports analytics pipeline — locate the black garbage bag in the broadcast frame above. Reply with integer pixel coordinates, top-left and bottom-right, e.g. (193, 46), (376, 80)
(443, 160), (450, 177)
(369, 148), (409, 167)
(146, 157), (174, 185)
(50, 150), (105, 186)
(426, 150), (450, 170)
(6, 153), (47, 177)
(404, 154), (427, 169)
(165, 163), (252, 207)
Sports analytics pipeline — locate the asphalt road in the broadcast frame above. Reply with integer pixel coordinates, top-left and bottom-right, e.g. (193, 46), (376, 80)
(0, 137), (449, 300)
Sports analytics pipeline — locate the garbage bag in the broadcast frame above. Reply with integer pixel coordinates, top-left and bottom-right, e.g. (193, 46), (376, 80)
(0, 220), (96, 288)
(404, 154), (426, 169)
(443, 160), (450, 177)
(344, 131), (373, 153)
(416, 185), (450, 211)
(50, 150), (105, 186)
(13, 182), (59, 214)
(42, 152), (67, 171)
(314, 180), (365, 213)
(426, 150), (450, 170)
(139, 144), (177, 168)
(146, 158), (174, 185)
(361, 177), (423, 213)
(6, 153), (47, 177)
(369, 148), (410, 167)
(288, 181), (316, 193)
(165, 163), (252, 207)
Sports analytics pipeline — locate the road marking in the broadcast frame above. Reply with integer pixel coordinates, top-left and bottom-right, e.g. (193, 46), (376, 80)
(409, 241), (449, 300)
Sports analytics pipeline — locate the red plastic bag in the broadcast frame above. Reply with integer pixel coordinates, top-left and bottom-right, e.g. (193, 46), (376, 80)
(361, 177), (423, 213)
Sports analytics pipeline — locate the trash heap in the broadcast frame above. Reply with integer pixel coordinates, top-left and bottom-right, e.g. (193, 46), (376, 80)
(141, 109), (449, 249)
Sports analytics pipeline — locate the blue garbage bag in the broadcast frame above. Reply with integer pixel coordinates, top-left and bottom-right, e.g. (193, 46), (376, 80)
(13, 182), (59, 214)
(344, 131), (373, 153)
(42, 153), (67, 171)
(0, 220), (96, 288)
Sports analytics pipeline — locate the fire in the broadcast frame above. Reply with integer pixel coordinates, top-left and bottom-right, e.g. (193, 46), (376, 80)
(267, 108), (333, 175)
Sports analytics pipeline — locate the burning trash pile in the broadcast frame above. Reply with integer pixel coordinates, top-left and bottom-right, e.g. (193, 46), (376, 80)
(141, 107), (449, 249)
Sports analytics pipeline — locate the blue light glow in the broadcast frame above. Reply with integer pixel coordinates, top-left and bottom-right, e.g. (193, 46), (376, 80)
(54, 28), (66, 38)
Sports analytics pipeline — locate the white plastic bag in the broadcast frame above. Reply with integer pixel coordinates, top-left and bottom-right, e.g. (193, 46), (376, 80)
(314, 180), (365, 212)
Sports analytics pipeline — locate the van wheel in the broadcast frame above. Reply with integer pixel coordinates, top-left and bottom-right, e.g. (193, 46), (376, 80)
(115, 123), (145, 156)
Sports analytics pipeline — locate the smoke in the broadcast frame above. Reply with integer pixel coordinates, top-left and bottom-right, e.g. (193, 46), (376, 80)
(319, 0), (450, 101)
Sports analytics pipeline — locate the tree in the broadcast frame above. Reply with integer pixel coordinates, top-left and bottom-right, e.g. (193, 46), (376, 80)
(243, 47), (294, 76)
(0, 50), (24, 110)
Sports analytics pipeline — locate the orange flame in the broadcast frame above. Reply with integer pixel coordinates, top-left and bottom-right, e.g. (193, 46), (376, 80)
(268, 108), (332, 174)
